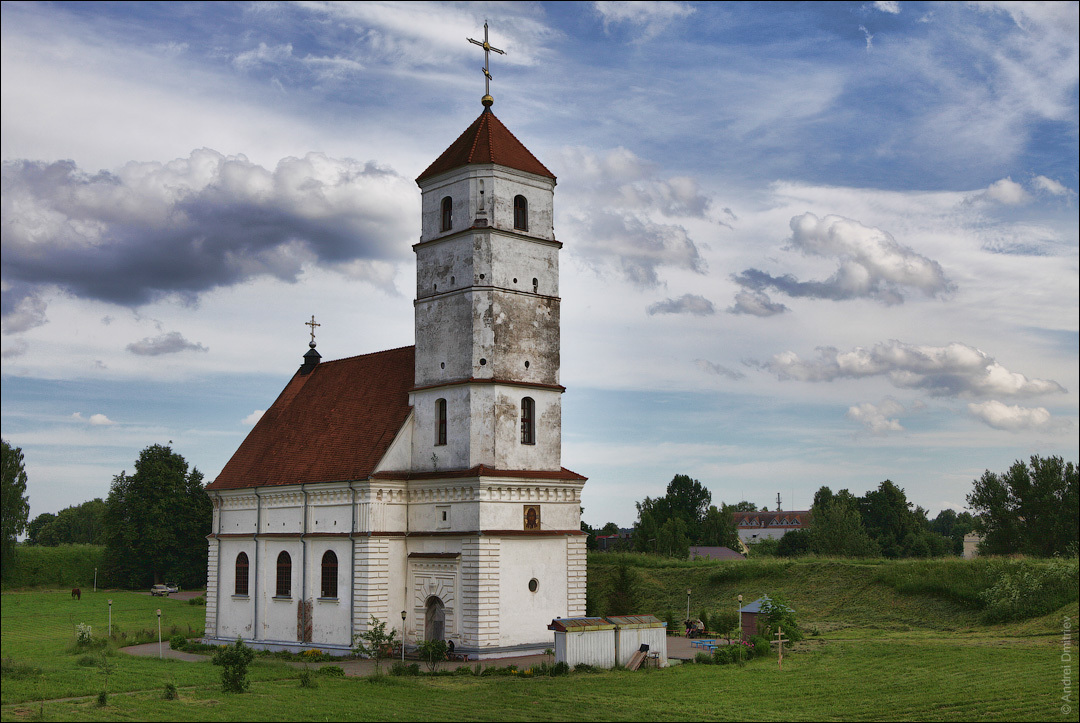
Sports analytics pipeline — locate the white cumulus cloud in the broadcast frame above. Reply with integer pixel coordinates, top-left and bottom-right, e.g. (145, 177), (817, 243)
(847, 397), (907, 433)
(967, 400), (1054, 431)
(762, 340), (1066, 398)
(733, 213), (953, 305)
(242, 410), (265, 426)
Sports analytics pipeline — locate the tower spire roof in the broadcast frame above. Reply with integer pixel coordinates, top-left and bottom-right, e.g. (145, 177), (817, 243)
(416, 109), (555, 184)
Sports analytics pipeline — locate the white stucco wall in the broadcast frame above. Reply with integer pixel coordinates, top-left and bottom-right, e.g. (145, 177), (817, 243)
(498, 537), (569, 647)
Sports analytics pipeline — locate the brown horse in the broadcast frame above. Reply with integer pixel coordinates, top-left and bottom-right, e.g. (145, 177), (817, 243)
(71, 588), (81, 600)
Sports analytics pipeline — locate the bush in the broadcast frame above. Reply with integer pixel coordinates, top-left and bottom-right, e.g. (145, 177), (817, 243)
(163, 682), (178, 700)
(212, 638), (255, 693)
(416, 639), (447, 673)
(76, 655), (98, 667)
(390, 661), (420, 676)
(694, 651), (714, 665)
(749, 635), (769, 658)
(318, 665), (345, 677)
(169, 634), (187, 652)
(188, 595), (206, 606)
(551, 661), (570, 677)
(573, 663), (600, 674)
(298, 667), (318, 689)
(96, 691), (107, 707)
(979, 558), (1080, 622)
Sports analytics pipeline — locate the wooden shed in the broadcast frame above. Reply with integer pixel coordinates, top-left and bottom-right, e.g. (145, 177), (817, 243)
(606, 614), (668, 668)
(548, 617), (616, 668)
(738, 595), (792, 641)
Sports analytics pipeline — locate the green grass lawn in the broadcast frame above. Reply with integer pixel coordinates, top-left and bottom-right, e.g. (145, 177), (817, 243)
(3, 557), (1078, 721)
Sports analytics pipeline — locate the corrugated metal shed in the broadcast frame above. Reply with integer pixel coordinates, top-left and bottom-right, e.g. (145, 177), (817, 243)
(604, 614), (664, 629)
(547, 617), (614, 633)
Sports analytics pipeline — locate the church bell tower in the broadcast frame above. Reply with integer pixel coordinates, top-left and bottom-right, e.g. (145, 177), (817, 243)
(410, 106), (562, 474)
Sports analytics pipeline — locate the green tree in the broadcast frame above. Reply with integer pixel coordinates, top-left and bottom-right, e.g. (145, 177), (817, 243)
(776, 528), (811, 557)
(968, 455), (1079, 557)
(1, 440), (31, 579)
(352, 615), (398, 675)
(27, 511), (56, 545)
(35, 499), (107, 546)
(730, 501), (758, 512)
(808, 491), (879, 558)
(104, 444), (212, 588)
(605, 562), (642, 616)
(700, 504), (739, 549)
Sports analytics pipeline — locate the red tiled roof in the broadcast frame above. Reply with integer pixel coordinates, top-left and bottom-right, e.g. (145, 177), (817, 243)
(416, 109), (555, 183)
(733, 511), (811, 528)
(207, 346), (415, 490)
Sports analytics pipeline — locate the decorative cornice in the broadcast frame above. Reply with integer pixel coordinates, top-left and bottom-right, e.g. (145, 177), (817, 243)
(410, 378), (565, 394)
(372, 465), (586, 482)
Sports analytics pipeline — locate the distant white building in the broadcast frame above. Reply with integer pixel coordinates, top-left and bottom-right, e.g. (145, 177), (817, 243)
(735, 510), (811, 543)
(962, 533), (983, 559)
(203, 93), (587, 658)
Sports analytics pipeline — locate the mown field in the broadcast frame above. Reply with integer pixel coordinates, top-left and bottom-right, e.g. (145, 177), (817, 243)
(2, 555), (1077, 722)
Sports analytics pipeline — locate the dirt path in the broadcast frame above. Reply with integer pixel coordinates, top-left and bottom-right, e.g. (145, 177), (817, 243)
(120, 641), (555, 676)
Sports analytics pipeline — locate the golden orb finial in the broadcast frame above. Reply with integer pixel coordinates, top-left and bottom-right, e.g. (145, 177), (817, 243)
(482, 94), (494, 107)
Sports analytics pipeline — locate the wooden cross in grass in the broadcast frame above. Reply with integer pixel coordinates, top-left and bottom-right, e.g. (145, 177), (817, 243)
(771, 626), (788, 669)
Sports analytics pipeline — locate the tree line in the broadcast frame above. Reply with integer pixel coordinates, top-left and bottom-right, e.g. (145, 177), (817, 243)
(583, 454), (1077, 560)
(2, 439), (212, 588)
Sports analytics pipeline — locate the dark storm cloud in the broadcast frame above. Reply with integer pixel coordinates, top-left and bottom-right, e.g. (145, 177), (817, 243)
(126, 331), (208, 356)
(1, 150), (415, 326)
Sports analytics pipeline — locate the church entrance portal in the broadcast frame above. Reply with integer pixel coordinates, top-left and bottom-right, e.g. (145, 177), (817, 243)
(425, 596), (445, 642)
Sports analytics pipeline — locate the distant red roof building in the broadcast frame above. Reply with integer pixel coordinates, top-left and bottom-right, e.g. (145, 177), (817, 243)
(416, 109), (555, 183)
(206, 346), (415, 490)
(734, 510), (811, 542)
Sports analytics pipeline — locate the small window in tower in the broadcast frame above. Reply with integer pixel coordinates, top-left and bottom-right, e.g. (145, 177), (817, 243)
(321, 550), (338, 599)
(436, 398), (447, 446)
(514, 195), (528, 231)
(437, 505), (451, 529)
(441, 196), (453, 232)
(521, 397), (535, 445)
(532, 277), (539, 293)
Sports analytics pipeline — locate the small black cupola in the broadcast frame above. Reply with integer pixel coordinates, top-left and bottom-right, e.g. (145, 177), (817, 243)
(301, 342), (321, 375)
(301, 315), (322, 375)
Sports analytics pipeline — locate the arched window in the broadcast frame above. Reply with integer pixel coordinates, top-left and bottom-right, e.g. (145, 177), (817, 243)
(441, 196), (453, 232)
(276, 551), (291, 598)
(235, 552), (249, 596)
(520, 397), (535, 445)
(514, 195), (528, 231)
(436, 398), (447, 446)
(321, 550), (338, 599)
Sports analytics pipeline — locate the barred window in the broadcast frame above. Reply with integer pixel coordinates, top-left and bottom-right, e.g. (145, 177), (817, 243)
(514, 195), (528, 231)
(276, 551), (291, 598)
(436, 398), (447, 446)
(321, 550), (338, 599)
(521, 397), (535, 445)
(235, 552), (249, 596)
(441, 196), (453, 232)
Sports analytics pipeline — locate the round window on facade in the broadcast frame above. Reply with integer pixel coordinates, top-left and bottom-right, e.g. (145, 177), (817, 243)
(528, 578), (539, 593)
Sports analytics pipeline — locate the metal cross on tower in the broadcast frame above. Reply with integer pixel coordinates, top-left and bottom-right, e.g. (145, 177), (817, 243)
(467, 21), (505, 107)
(305, 315), (320, 345)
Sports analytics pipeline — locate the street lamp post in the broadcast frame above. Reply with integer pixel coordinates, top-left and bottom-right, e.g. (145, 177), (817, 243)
(108, 599), (113, 638)
(156, 609), (162, 659)
(686, 588), (691, 625)
(738, 594), (744, 643)
(400, 610), (407, 663)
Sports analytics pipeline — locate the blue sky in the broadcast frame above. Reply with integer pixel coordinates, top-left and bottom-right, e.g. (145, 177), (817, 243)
(2, 1), (1077, 528)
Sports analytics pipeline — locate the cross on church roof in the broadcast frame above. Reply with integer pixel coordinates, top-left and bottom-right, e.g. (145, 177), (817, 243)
(467, 21), (505, 108)
(305, 315), (320, 347)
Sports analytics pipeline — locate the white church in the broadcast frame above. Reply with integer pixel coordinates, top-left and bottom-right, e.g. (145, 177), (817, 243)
(203, 47), (587, 658)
